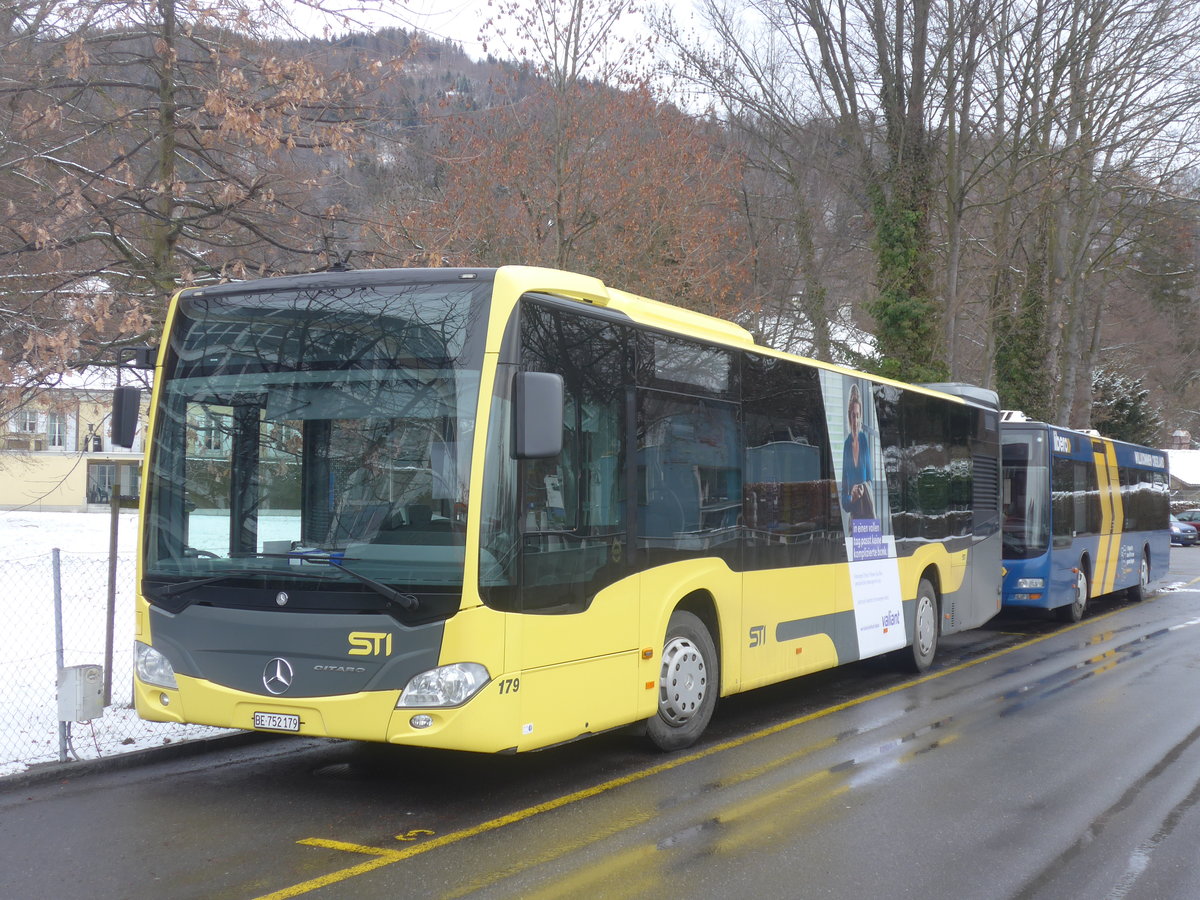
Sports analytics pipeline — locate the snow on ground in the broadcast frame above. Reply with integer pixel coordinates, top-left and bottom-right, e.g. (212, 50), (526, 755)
(0, 508), (139, 558)
(0, 510), (233, 778)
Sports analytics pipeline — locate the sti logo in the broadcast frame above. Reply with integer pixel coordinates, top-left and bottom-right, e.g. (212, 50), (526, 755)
(348, 632), (393, 657)
(1053, 433), (1072, 454)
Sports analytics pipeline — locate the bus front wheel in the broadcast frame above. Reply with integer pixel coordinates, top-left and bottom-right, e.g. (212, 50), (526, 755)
(646, 611), (718, 752)
(1057, 564), (1090, 622)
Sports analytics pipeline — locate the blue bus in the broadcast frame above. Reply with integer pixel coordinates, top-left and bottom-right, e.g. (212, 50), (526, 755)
(1001, 414), (1170, 621)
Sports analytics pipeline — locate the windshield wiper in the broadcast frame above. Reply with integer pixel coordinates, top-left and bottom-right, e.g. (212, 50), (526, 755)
(230, 552), (420, 611)
(152, 570), (266, 599)
(326, 560), (419, 611)
(148, 568), (329, 600)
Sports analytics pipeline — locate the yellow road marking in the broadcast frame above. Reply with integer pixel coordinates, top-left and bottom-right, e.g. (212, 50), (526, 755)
(395, 829), (434, 842)
(442, 811), (658, 900)
(517, 844), (660, 900)
(299, 838), (401, 857)
(252, 604), (1131, 900)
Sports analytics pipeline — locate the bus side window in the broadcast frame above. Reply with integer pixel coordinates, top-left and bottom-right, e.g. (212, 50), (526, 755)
(740, 353), (837, 569)
(638, 396), (740, 545)
(1051, 456), (1077, 547)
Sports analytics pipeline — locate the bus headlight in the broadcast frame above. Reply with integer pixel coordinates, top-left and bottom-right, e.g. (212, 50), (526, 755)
(1016, 578), (1045, 589)
(134, 641), (178, 689)
(397, 663), (489, 708)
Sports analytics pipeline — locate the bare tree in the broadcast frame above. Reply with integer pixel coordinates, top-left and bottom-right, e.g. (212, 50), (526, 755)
(0, 0), (408, 402)
(663, 0), (963, 380)
(983, 0), (1200, 425)
(661, 0), (1200, 415)
(654, 4), (844, 360)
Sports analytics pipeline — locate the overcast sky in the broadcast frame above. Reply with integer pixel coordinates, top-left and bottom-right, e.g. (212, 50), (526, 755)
(373, 0), (700, 63)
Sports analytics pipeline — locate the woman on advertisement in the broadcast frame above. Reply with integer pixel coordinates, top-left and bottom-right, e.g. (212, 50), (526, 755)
(841, 381), (875, 521)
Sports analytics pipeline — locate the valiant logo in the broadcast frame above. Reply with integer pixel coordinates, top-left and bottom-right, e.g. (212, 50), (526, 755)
(881, 610), (901, 631)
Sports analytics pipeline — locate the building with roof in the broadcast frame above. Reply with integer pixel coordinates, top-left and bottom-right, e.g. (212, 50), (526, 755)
(1, 370), (147, 511)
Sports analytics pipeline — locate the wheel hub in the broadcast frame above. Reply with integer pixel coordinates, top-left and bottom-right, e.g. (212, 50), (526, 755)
(916, 597), (936, 656)
(659, 636), (707, 726)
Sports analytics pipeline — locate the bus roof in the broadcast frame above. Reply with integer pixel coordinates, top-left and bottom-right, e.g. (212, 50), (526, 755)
(1000, 413), (1167, 465)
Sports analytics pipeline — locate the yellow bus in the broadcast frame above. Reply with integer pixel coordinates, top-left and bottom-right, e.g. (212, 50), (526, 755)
(121, 266), (1001, 752)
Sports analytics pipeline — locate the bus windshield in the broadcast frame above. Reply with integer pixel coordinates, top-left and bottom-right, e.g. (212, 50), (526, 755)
(1002, 429), (1051, 559)
(142, 275), (492, 605)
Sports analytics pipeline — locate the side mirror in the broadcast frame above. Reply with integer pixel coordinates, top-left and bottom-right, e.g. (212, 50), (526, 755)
(111, 385), (141, 449)
(512, 371), (563, 459)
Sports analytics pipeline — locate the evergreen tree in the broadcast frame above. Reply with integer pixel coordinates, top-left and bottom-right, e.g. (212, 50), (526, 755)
(1090, 368), (1164, 446)
(995, 260), (1053, 421)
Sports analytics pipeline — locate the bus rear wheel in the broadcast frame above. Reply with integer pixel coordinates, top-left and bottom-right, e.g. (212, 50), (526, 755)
(646, 611), (718, 752)
(1128, 549), (1150, 602)
(1057, 565), (1090, 622)
(899, 578), (939, 673)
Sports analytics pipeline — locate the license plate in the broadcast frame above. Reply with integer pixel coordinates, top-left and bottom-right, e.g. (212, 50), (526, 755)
(253, 711), (300, 732)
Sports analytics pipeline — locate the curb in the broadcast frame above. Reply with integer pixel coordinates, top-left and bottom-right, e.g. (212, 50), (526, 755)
(0, 730), (282, 792)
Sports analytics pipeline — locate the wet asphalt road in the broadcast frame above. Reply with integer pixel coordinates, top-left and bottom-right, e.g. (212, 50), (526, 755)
(5, 551), (1200, 900)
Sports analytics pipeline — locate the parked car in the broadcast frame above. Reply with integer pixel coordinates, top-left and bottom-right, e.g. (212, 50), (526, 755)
(1170, 514), (1198, 546)
(1177, 509), (1200, 523)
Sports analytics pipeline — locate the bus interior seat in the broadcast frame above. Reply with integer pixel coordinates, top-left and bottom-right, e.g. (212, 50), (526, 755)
(375, 503), (455, 544)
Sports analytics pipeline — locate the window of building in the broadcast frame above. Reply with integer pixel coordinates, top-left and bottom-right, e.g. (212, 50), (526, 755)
(14, 410), (38, 432)
(47, 413), (66, 448)
(88, 463), (116, 503)
(200, 412), (229, 452)
(87, 461), (141, 504)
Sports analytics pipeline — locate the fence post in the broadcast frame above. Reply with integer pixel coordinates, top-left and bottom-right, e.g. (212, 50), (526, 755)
(105, 488), (120, 707)
(52, 548), (67, 763)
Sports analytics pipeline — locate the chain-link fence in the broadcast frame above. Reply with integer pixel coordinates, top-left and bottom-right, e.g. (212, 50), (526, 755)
(0, 550), (232, 778)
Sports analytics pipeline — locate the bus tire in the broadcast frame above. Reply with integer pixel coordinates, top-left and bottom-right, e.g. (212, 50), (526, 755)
(900, 577), (939, 674)
(1057, 563), (1090, 622)
(1127, 549), (1151, 602)
(646, 611), (718, 752)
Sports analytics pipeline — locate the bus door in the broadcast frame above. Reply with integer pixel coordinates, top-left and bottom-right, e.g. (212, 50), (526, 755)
(494, 302), (640, 743)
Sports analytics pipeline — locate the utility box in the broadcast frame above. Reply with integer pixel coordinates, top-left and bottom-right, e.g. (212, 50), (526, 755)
(58, 664), (104, 722)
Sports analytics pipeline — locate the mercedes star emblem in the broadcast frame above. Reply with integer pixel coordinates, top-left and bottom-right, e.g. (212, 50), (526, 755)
(262, 657), (294, 695)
